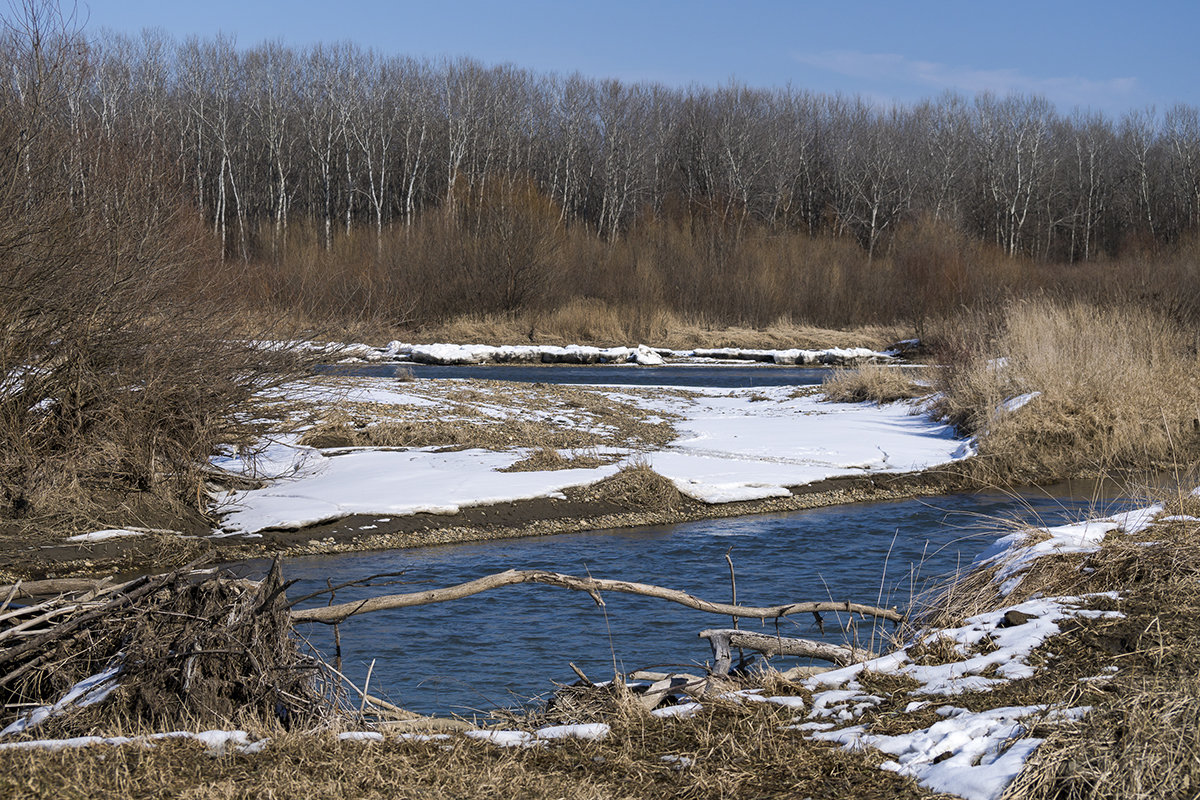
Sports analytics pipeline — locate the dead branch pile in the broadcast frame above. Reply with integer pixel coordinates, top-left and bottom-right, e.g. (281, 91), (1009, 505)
(0, 562), (334, 738)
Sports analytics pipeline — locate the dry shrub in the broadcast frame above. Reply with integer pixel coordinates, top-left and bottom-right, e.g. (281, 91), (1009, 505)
(0, 12), (304, 533)
(821, 365), (927, 404)
(592, 460), (683, 512)
(932, 299), (1200, 483)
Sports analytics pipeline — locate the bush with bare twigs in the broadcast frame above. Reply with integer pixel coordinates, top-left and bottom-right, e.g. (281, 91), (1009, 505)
(0, 3), (302, 532)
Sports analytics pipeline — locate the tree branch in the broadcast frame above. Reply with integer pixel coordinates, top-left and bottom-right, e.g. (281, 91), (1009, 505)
(289, 568), (904, 625)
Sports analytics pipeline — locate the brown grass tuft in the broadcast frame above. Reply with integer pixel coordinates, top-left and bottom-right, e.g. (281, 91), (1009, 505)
(592, 460), (684, 513)
(500, 447), (609, 473)
(821, 365), (928, 404)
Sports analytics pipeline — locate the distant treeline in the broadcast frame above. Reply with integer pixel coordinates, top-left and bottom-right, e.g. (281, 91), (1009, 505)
(5, 14), (1200, 329)
(33, 31), (1198, 259)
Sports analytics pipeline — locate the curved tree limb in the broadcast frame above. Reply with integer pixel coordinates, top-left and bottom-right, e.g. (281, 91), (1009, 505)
(289, 568), (904, 625)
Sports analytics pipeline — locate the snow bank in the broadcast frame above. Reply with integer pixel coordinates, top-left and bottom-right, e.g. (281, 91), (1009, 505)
(218, 383), (970, 534)
(219, 448), (621, 534)
(641, 387), (967, 503)
(975, 504), (1161, 596)
(386, 342), (645, 366)
(691, 346), (888, 365)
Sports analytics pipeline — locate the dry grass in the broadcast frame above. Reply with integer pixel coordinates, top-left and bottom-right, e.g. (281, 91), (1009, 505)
(1008, 674), (1200, 800)
(932, 299), (1200, 484)
(0, 703), (940, 800)
(411, 300), (908, 351)
(590, 460), (684, 513)
(296, 379), (679, 454)
(821, 365), (928, 404)
(500, 447), (610, 472)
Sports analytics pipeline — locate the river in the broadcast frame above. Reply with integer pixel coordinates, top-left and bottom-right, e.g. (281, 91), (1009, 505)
(314, 362), (840, 388)
(266, 364), (1126, 716)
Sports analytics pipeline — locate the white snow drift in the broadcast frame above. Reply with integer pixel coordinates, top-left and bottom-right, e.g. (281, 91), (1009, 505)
(215, 382), (968, 535)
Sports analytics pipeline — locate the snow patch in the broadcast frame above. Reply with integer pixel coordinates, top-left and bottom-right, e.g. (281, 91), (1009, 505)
(65, 529), (145, 543)
(816, 705), (1089, 800)
(2, 666), (121, 737)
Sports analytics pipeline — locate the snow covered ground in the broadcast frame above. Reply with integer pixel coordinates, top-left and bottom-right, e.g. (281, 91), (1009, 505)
(308, 340), (897, 367)
(213, 379), (969, 535)
(634, 386), (970, 504)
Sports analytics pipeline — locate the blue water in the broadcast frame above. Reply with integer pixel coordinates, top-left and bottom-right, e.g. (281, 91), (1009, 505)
(270, 487), (1128, 716)
(314, 363), (837, 388)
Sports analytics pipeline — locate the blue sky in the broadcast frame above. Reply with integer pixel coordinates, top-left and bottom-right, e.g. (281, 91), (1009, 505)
(82, 0), (1198, 116)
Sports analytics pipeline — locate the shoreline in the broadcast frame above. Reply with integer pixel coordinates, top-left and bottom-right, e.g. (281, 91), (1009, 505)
(3, 469), (964, 582)
(3, 480), (1190, 800)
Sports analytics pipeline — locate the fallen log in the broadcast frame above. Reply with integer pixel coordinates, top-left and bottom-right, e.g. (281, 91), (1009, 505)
(0, 577), (122, 600)
(699, 628), (877, 673)
(290, 568), (903, 626)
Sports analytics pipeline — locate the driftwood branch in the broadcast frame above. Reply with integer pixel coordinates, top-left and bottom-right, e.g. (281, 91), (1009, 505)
(289, 568), (903, 625)
(700, 628), (877, 673)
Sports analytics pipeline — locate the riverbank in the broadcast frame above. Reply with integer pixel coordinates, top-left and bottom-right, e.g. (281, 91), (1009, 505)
(2, 486), (1193, 800)
(0, 369), (971, 582)
(0, 469), (963, 582)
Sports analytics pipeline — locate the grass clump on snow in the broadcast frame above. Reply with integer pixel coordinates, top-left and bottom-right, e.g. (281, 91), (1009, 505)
(592, 460), (684, 513)
(821, 364), (927, 405)
(932, 299), (1200, 483)
(500, 446), (608, 472)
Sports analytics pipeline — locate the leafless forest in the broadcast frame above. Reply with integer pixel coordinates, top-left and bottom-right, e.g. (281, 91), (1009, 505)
(7, 13), (1200, 328)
